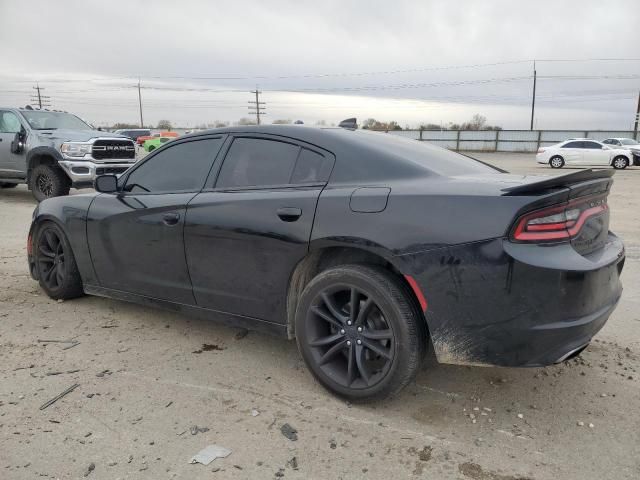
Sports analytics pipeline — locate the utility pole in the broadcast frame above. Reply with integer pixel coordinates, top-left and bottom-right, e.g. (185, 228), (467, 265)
(137, 78), (144, 128)
(530, 60), (537, 131)
(634, 89), (640, 140)
(31, 84), (51, 109)
(248, 89), (266, 125)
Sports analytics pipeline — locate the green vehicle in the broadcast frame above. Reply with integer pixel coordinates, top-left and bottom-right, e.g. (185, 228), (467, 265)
(143, 136), (174, 152)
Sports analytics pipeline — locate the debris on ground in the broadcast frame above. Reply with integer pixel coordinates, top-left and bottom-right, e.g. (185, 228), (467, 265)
(189, 445), (232, 466)
(96, 369), (112, 377)
(235, 328), (249, 340)
(190, 425), (210, 435)
(83, 462), (95, 477)
(251, 409), (260, 417)
(39, 383), (80, 410)
(286, 456), (299, 470)
(193, 343), (225, 354)
(280, 423), (298, 441)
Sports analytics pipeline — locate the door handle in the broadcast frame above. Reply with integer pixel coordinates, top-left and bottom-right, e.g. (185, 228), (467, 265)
(162, 212), (181, 226)
(276, 207), (302, 222)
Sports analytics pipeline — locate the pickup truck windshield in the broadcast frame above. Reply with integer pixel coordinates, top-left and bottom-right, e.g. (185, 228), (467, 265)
(21, 111), (91, 130)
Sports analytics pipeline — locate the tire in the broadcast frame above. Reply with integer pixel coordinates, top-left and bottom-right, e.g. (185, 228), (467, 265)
(33, 221), (84, 300)
(549, 156), (564, 168)
(0, 182), (18, 189)
(612, 156), (628, 170)
(147, 145), (155, 152)
(30, 164), (70, 202)
(295, 264), (426, 402)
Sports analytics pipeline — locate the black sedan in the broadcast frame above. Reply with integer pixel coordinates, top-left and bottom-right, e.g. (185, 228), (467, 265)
(27, 124), (625, 401)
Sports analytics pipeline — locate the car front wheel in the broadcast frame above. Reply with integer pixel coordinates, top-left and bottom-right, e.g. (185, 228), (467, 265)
(34, 221), (84, 300)
(612, 156), (628, 170)
(549, 156), (564, 168)
(295, 264), (426, 402)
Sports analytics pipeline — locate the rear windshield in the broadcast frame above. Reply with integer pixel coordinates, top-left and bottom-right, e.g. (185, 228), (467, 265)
(344, 130), (500, 176)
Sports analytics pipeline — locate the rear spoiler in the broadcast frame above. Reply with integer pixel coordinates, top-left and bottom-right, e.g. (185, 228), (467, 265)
(501, 169), (614, 196)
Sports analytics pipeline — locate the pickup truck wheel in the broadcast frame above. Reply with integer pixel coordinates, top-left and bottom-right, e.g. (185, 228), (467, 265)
(34, 221), (84, 300)
(295, 264), (426, 402)
(30, 165), (70, 202)
(0, 182), (18, 188)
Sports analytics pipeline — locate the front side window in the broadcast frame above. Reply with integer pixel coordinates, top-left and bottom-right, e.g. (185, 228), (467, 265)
(0, 111), (23, 133)
(216, 138), (301, 188)
(562, 141), (583, 148)
(125, 138), (223, 193)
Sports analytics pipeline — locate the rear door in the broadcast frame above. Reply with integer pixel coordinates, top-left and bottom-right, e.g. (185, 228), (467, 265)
(581, 141), (609, 166)
(184, 135), (334, 323)
(87, 136), (225, 303)
(560, 141), (584, 164)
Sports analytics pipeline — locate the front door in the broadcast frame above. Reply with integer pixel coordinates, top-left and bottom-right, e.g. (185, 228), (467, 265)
(87, 136), (225, 304)
(185, 135), (334, 323)
(0, 110), (27, 178)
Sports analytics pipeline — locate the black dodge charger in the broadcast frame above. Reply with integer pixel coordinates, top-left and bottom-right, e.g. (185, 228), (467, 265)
(27, 124), (625, 401)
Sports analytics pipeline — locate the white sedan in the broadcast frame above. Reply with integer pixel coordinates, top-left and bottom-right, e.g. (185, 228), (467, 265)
(536, 139), (633, 169)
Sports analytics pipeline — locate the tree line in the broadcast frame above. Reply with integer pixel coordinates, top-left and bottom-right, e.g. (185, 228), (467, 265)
(109, 114), (501, 131)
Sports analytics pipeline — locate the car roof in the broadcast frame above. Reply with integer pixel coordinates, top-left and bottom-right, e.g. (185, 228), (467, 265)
(181, 125), (500, 181)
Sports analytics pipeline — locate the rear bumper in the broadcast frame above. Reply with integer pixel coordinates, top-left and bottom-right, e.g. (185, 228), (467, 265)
(397, 233), (625, 367)
(58, 160), (135, 188)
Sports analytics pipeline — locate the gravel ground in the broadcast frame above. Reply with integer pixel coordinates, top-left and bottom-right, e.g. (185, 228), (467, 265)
(1, 153), (639, 479)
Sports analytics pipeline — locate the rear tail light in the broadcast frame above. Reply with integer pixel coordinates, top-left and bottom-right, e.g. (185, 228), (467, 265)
(511, 195), (608, 242)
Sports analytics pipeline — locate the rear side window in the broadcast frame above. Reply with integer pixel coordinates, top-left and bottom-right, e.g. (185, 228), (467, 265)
(216, 138), (300, 188)
(290, 148), (332, 183)
(562, 141), (583, 148)
(124, 138), (223, 193)
(583, 141), (602, 149)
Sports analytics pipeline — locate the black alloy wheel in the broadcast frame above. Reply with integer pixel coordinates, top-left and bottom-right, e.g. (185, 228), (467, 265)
(296, 264), (426, 402)
(34, 222), (84, 300)
(306, 285), (395, 389)
(37, 227), (66, 291)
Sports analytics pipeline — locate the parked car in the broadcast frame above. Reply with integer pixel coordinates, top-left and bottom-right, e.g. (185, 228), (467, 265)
(0, 107), (136, 201)
(602, 137), (640, 165)
(536, 139), (633, 169)
(136, 131), (178, 146)
(113, 128), (151, 142)
(143, 136), (174, 152)
(27, 124), (624, 401)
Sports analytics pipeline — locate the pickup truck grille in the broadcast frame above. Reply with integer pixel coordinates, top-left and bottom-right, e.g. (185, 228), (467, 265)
(92, 139), (135, 160)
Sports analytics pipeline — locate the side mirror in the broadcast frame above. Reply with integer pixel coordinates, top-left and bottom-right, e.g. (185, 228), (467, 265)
(10, 128), (26, 154)
(95, 175), (118, 193)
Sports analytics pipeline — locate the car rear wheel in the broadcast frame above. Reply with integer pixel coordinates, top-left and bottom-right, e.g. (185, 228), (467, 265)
(34, 221), (84, 300)
(612, 156), (628, 170)
(549, 156), (564, 168)
(295, 264), (426, 402)
(30, 165), (70, 202)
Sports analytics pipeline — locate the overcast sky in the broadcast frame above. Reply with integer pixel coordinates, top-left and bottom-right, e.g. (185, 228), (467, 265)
(1, 0), (638, 129)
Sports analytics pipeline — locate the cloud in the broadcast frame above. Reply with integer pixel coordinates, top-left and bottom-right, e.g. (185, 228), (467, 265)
(0, 0), (638, 128)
